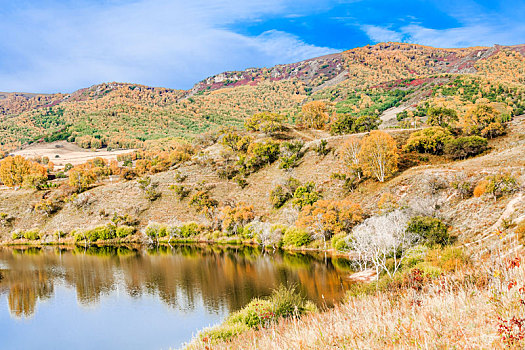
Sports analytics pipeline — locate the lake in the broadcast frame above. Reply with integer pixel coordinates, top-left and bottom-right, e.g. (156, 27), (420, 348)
(0, 245), (354, 350)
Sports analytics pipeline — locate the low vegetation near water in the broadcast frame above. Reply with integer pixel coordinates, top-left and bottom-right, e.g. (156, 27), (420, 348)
(187, 252), (525, 349)
(196, 285), (317, 344)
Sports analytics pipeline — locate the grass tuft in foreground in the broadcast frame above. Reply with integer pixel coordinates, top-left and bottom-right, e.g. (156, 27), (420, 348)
(194, 285), (317, 345)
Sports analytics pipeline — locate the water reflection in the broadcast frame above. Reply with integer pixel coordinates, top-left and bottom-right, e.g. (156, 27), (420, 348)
(0, 245), (354, 320)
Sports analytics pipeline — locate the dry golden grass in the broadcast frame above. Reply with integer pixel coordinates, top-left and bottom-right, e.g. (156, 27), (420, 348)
(187, 251), (525, 349)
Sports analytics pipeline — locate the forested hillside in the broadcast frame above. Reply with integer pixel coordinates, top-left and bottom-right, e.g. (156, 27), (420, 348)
(0, 43), (523, 153)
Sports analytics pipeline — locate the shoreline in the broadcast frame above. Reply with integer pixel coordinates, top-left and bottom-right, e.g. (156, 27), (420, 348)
(0, 237), (354, 259)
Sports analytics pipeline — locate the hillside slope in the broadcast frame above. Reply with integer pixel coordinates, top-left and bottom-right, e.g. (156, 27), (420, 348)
(1, 116), (523, 250)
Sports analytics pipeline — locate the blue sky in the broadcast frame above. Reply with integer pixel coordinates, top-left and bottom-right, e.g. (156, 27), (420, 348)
(0, 0), (523, 93)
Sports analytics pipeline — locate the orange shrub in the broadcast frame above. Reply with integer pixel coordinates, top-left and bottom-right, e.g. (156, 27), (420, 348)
(473, 180), (489, 197)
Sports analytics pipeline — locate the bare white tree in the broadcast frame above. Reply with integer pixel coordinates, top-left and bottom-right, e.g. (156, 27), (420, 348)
(167, 219), (183, 241)
(247, 220), (282, 249)
(350, 210), (419, 279)
(340, 137), (362, 179)
(281, 206), (299, 226)
(309, 213), (329, 249)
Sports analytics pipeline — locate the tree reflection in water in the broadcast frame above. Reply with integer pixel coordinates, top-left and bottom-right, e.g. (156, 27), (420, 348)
(0, 245), (354, 319)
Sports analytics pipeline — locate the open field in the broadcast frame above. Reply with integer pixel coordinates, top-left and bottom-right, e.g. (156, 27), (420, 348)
(10, 141), (133, 168)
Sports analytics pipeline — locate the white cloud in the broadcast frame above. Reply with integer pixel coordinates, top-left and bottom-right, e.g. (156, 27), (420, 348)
(399, 24), (525, 48)
(360, 1), (525, 49)
(0, 0), (338, 93)
(360, 25), (403, 43)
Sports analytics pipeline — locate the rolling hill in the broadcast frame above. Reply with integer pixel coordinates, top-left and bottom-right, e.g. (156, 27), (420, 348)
(0, 42), (524, 153)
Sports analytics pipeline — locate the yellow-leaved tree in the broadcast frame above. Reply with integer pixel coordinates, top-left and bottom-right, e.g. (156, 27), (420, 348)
(0, 155), (47, 188)
(300, 101), (329, 129)
(459, 103), (505, 137)
(358, 130), (398, 182)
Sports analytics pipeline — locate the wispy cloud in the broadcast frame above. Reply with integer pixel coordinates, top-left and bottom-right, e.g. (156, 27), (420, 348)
(0, 0), (338, 93)
(361, 25), (403, 43)
(359, 1), (525, 48)
(361, 22), (525, 48)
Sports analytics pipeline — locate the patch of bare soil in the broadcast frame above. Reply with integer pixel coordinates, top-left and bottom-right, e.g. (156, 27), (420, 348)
(11, 141), (134, 168)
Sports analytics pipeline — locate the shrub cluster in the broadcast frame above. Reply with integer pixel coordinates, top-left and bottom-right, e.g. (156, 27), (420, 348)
(474, 173), (519, 200)
(279, 141), (305, 170)
(242, 139), (280, 173)
(199, 285), (316, 344)
(269, 177), (301, 209)
(76, 224), (117, 242)
(444, 136), (488, 159)
(116, 226), (136, 238)
(220, 131), (252, 153)
(406, 216), (455, 247)
(189, 190), (219, 218)
(244, 112), (286, 135)
(282, 227), (311, 247)
(170, 184), (190, 200)
(314, 139), (330, 156)
(292, 182), (321, 209)
(138, 176), (162, 201)
(75, 222), (138, 243)
(330, 113), (380, 134)
(33, 198), (63, 216)
(403, 127), (453, 155)
(11, 229), (41, 241)
(145, 222), (203, 241)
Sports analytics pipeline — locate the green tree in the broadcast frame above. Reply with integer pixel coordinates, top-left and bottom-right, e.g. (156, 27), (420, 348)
(427, 107), (458, 128)
(403, 127), (454, 155)
(444, 136), (488, 159)
(292, 182), (321, 209)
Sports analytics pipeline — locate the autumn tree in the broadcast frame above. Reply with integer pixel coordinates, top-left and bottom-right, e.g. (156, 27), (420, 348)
(297, 200), (363, 243)
(300, 101), (329, 129)
(358, 130), (398, 182)
(189, 190), (219, 219)
(220, 131), (252, 153)
(220, 203), (255, 234)
(68, 168), (97, 193)
(459, 104), (505, 137)
(403, 127), (453, 155)
(244, 112), (285, 135)
(0, 156), (47, 188)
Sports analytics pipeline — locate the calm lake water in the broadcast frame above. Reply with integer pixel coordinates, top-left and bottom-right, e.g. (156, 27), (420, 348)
(0, 245), (354, 350)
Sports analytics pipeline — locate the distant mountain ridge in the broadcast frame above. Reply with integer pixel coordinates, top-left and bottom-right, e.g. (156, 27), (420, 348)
(189, 43), (525, 95)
